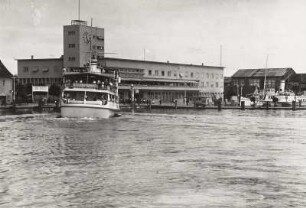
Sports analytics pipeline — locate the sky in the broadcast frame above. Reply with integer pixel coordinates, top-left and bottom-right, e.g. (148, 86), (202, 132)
(0, 0), (306, 76)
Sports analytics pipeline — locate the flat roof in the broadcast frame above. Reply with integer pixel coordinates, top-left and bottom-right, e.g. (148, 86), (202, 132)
(17, 57), (63, 61)
(103, 57), (224, 69)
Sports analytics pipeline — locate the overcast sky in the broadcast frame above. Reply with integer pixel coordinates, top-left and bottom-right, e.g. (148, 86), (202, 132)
(1, 0), (306, 76)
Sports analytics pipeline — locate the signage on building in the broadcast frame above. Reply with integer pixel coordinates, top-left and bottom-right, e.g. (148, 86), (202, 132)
(32, 86), (49, 92)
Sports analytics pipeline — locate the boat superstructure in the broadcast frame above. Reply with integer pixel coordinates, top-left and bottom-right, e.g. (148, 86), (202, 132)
(60, 59), (120, 118)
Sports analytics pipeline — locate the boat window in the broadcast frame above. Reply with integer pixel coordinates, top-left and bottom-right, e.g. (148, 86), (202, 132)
(86, 91), (108, 101)
(63, 91), (85, 101)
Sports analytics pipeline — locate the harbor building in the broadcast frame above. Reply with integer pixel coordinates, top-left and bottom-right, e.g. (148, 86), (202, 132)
(0, 60), (13, 105)
(231, 68), (295, 90)
(227, 68), (296, 98)
(17, 19), (224, 103)
(17, 56), (63, 86)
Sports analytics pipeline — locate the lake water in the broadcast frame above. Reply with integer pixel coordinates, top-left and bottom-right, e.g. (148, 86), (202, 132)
(0, 109), (306, 207)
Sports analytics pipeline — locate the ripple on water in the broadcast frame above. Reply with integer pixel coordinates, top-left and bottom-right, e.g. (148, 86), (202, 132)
(0, 110), (305, 207)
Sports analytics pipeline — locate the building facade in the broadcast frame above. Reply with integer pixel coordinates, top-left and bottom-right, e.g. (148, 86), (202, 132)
(17, 19), (224, 103)
(101, 58), (224, 103)
(17, 57), (63, 86)
(0, 60), (13, 105)
(63, 20), (104, 69)
(231, 68), (295, 93)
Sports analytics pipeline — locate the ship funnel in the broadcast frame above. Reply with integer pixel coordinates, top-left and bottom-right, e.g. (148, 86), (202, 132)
(279, 80), (285, 92)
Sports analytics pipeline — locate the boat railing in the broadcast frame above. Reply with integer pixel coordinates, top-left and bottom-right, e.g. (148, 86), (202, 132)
(72, 83), (98, 89)
(63, 98), (115, 106)
(65, 83), (118, 93)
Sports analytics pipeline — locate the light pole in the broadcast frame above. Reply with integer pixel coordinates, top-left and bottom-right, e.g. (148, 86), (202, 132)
(12, 76), (16, 104)
(130, 84), (134, 106)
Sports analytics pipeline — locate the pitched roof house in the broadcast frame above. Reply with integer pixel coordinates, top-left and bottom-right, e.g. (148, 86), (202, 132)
(0, 60), (13, 105)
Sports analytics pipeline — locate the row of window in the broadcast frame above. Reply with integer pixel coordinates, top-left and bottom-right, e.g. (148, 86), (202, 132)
(199, 81), (223, 88)
(68, 31), (76, 35)
(147, 70), (223, 79)
(67, 31), (104, 40)
(18, 78), (63, 85)
(67, 44), (104, 50)
(233, 79), (276, 88)
(22, 66), (60, 73)
(119, 68), (143, 73)
(68, 57), (76, 61)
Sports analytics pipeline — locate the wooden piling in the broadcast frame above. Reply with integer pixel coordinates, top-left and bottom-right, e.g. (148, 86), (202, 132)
(241, 101), (245, 110)
(292, 101), (296, 111)
(218, 100), (222, 111)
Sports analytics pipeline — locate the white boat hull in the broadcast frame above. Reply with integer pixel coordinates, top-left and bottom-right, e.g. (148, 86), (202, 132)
(61, 104), (119, 118)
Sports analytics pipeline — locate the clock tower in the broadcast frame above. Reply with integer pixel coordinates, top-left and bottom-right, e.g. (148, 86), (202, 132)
(63, 20), (105, 69)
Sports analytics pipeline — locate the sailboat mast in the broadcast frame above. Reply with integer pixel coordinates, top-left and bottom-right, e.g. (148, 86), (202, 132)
(263, 54), (269, 92)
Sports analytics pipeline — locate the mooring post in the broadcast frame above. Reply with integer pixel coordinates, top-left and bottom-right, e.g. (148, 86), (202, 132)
(149, 99), (152, 110)
(175, 100), (177, 110)
(241, 101), (245, 110)
(218, 100), (222, 111)
(266, 101), (269, 110)
(292, 100), (296, 111)
(12, 100), (16, 113)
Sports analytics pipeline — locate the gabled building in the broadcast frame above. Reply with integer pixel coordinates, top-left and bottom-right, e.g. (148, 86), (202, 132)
(0, 60), (13, 105)
(231, 68), (296, 92)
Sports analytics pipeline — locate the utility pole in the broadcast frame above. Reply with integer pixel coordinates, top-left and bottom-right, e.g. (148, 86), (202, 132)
(220, 45), (222, 66)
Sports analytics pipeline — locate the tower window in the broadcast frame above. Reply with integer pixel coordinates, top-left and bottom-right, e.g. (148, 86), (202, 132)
(68, 44), (75, 48)
(68, 31), (75, 35)
(23, 66), (29, 72)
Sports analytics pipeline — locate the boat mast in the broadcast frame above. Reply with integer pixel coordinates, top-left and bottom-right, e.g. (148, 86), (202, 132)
(263, 54), (269, 93)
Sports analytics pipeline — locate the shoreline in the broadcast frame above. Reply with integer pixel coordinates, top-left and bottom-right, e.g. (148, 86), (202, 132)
(1, 103), (306, 114)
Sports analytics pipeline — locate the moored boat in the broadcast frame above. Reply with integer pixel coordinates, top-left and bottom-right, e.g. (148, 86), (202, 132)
(60, 60), (120, 118)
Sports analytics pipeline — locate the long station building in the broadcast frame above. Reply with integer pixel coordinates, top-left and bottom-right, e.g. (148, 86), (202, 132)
(17, 20), (224, 103)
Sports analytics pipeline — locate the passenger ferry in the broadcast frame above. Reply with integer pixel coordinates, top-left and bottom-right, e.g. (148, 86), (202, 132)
(60, 59), (120, 118)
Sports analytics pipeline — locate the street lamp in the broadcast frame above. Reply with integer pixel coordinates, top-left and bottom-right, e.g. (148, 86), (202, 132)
(130, 84), (134, 105)
(12, 75), (16, 105)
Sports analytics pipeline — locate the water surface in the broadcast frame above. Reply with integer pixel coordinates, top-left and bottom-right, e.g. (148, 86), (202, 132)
(0, 109), (306, 207)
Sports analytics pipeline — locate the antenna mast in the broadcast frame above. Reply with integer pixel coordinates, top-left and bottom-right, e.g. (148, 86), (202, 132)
(78, 0), (81, 20)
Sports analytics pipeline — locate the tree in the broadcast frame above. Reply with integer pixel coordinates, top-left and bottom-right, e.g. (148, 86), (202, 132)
(49, 84), (61, 97)
(16, 83), (32, 103)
